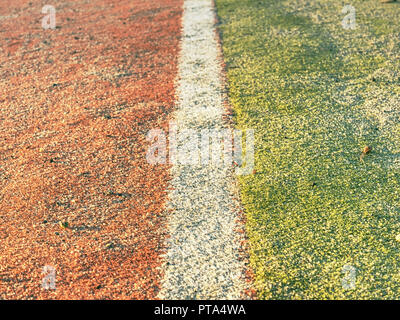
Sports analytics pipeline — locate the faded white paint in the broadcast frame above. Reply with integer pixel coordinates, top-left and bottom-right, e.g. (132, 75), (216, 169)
(158, 0), (249, 299)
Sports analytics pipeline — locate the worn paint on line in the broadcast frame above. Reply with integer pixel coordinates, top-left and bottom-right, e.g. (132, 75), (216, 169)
(159, 0), (249, 299)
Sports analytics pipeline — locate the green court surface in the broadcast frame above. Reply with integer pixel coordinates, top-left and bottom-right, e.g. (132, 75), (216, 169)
(216, 0), (400, 299)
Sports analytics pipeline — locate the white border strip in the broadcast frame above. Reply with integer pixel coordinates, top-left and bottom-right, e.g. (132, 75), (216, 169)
(158, 0), (249, 299)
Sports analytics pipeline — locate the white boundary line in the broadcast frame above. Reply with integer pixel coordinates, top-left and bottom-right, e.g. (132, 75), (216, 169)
(158, 0), (249, 299)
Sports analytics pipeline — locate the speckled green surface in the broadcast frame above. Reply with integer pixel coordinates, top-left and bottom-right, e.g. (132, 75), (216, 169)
(216, 0), (400, 299)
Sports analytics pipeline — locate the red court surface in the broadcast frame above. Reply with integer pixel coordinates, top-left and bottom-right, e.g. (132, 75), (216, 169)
(0, 0), (182, 299)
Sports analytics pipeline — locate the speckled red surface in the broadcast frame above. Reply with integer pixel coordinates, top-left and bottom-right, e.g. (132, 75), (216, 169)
(0, 0), (182, 299)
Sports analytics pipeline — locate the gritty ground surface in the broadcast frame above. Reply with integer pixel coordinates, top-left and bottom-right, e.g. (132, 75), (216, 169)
(158, 0), (251, 299)
(217, 0), (400, 298)
(0, 0), (182, 299)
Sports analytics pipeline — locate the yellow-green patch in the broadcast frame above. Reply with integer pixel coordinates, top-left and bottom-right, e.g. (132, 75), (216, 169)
(216, 0), (400, 299)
